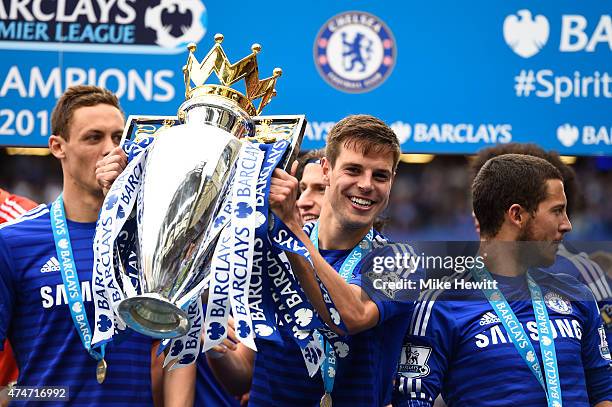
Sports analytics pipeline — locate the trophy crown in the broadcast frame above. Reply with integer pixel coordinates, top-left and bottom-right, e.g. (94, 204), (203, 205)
(182, 33), (282, 116)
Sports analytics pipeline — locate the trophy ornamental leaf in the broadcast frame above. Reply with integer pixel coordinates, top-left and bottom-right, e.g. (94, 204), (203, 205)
(183, 33), (282, 116)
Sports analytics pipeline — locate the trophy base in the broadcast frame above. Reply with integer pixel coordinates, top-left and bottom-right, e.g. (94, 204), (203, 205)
(117, 294), (191, 339)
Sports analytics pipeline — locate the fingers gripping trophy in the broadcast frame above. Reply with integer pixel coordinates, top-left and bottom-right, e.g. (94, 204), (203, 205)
(90, 34), (306, 373)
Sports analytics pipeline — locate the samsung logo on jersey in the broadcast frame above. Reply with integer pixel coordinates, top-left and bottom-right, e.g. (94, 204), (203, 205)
(40, 281), (92, 309)
(475, 317), (582, 348)
(0, 0), (207, 54)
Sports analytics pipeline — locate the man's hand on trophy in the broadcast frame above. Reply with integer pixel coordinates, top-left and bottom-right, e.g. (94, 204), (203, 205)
(205, 317), (238, 359)
(270, 160), (302, 230)
(95, 146), (128, 196)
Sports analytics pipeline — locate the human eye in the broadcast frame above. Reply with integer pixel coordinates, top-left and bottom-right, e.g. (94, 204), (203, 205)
(374, 172), (390, 182)
(345, 166), (360, 174)
(86, 133), (102, 142)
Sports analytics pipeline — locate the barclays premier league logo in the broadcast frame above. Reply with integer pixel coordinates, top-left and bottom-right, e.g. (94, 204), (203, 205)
(0, 0), (207, 54)
(314, 11), (396, 93)
(397, 343), (431, 379)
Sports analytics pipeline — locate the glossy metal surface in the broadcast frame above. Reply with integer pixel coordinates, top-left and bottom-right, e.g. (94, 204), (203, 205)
(117, 95), (253, 338)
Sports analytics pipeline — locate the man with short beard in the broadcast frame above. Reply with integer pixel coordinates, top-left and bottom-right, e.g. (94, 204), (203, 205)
(394, 154), (612, 406)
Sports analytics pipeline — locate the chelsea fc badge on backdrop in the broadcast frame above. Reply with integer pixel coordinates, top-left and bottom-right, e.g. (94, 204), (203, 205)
(314, 11), (396, 93)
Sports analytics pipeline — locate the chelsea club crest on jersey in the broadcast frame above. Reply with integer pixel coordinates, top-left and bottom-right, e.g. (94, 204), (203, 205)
(544, 291), (573, 315)
(397, 343), (432, 379)
(313, 11), (396, 93)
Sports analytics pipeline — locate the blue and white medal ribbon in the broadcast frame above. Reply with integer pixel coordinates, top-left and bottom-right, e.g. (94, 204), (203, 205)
(309, 222), (374, 397)
(471, 267), (563, 407)
(50, 196), (106, 380)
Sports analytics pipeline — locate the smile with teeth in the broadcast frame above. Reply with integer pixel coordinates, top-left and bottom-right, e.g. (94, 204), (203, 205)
(303, 215), (318, 222)
(350, 196), (374, 208)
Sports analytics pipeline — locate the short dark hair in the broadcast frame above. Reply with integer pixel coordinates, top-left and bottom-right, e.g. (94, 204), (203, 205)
(471, 143), (578, 215)
(472, 154), (563, 237)
(325, 114), (400, 170)
(51, 85), (122, 140)
(296, 148), (324, 181)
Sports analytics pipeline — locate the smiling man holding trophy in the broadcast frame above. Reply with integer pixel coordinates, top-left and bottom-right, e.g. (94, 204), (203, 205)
(90, 33), (320, 389)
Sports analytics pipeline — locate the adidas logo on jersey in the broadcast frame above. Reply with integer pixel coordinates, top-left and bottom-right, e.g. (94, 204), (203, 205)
(40, 257), (60, 273)
(479, 312), (501, 326)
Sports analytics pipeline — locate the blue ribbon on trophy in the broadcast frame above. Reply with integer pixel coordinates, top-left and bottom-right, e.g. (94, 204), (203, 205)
(90, 34), (324, 373)
(249, 140), (293, 344)
(92, 139), (150, 347)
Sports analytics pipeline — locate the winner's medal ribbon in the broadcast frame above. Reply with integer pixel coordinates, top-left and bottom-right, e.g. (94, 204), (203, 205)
(309, 222), (374, 401)
(471, 267), (563, 407)
(50, 195), (106, 383)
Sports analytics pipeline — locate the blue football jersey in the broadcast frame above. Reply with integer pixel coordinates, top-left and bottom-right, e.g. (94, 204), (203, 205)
(249, 235), (417, 407)
(0, 204), (153, 406)
(195, 355), (240, 407)
(394, 268), (612, 407)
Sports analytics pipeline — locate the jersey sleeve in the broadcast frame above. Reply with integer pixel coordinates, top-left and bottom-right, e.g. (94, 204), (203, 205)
(580, 291), (612, 404)
(351, 243), (423, 324)
(392, 297), (456, 407)
(0, 234), (16, 348)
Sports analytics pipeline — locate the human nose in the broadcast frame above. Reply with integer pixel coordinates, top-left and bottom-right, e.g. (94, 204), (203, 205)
(297, 190), (313, 209)
(560, 211), (572, 234)
(357, 173), (373, 192)
(101, 135), (116, 157)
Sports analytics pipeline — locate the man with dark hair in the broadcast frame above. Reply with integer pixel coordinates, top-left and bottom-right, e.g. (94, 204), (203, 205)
(395, 154), (612, 406)
(296, 149), (326, 224)
(255, 114), (416, 406)
(0, 85), (163, 405)
(470, 143), (612, 340)
(472, 154), (564, 241)
(470, 143), (578, 216)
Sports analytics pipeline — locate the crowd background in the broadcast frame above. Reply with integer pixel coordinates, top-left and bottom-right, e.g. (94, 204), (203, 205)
(2, 149), (610, 241)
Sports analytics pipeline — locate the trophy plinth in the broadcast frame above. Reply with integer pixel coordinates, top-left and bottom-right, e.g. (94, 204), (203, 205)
(118, 294), (190, 339)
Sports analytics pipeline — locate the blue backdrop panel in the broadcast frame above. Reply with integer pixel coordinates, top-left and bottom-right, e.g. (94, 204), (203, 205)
(0, 1), (609, 155)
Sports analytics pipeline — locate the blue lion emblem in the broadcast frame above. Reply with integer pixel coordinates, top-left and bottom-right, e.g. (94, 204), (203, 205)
(342, 31), (373, 72)
(170, 340), (184, 356)
(235, 202), (253, 219)
(214, 215), (226, 228)
(237, 320), (251, 338)
(207, 322), (225, 340)
(97, 315), (112, 332)
(179, 353), (196, 364)
(105, 194), (119, 210)
(116, 204), (126, 219)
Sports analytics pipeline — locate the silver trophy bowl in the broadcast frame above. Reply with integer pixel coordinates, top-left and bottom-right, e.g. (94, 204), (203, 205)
(117, 94), (253, 338)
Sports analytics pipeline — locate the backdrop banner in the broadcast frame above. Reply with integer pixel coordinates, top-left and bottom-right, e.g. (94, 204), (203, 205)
(0, 1), (609, 155)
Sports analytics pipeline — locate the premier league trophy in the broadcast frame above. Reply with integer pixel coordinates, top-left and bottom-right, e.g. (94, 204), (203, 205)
(91, 34), (306, 357)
